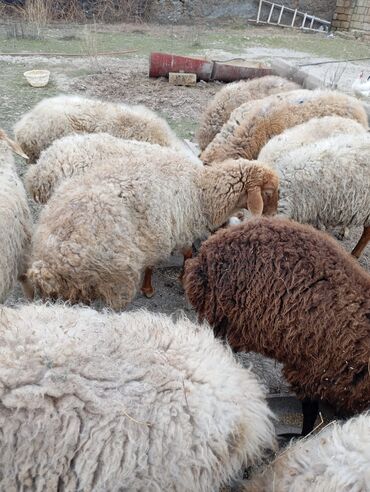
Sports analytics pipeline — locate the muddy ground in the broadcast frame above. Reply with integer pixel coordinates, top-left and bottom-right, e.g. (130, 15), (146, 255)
(1, 21), (370, 434)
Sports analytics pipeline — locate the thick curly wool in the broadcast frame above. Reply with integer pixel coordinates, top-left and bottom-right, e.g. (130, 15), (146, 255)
(0, 304), (276, 491)
(200, 89), (368, 165)
(28, 152), (278, 309)
(244, 414), (370, 492)
(14, 94), (193, 162)
(274, 134), (370, 241)
(26, 134), (201, 204)
(0, 134), (32, 301)
(197, 76), (299, 150)
(183, 218), (370, 416)
(258, 115), (367, 164)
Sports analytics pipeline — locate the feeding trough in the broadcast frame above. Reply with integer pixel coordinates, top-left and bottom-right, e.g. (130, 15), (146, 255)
(24, 69), (50, 88)
(149, 52), (273, 82)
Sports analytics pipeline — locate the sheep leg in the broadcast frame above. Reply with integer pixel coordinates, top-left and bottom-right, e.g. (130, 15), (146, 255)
(351, 226), (370, 258)
(301, 398), (319, 436)
(141, 267), (154, 298)
(18, 273), (34, 301)
(179, 247), (193, 284)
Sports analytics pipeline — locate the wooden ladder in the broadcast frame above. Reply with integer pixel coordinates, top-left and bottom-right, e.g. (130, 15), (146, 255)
(251, 0), (331, 33)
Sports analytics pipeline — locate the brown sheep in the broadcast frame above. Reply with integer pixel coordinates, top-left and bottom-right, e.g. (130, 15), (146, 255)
(183, 217), (370, 435)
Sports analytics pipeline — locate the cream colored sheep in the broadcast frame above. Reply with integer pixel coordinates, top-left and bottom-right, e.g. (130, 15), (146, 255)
(258, 115), (367, 164)
(26, 134), (201, 204)
(197, 75), (300, 150)
(244, 414), (370, 492)
(0, 129), (33, 301)
(0, 303), (276, 491)
(14, 94), (195, 163)
(201, 89), (368, 165)
(28, 147), (279, 309)
(274, 133), (370, 258)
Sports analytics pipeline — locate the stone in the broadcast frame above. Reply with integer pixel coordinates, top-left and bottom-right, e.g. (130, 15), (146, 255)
(168, 72), (197, 86)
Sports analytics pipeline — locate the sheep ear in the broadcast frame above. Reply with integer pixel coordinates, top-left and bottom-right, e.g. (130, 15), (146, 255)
(2, 134), (29, 160)
(247, 187), (264, 216)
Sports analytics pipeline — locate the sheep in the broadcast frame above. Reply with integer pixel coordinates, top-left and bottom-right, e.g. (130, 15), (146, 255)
(183, 217), (370, 436)
(27, 149), (279, 309)
(200, 89), (368, 165)
(270, 133), (370, 257)
(0, 303), (276, 491)
(197, 75), (300, 150)
(25, 134), (201, 204)
(258, 115), (367, 165)
(14, 94), (195, 163)
(0, 129), (33, 302)
(244, 413), (370, 492)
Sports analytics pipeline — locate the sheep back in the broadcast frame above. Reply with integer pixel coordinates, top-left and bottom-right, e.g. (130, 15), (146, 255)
(258, 115), (367, 164)
(0, 304), (275, 491)
(25, 134), (201, 204)
(14, 95), (190, 163)
(275, 133), (370, 229)
(0, 143), (32, 301)
(197, 76), (300, 150)
(183, 217), (370, 415)
(200, 89), (368, 165)
(244, 413), (370, 492)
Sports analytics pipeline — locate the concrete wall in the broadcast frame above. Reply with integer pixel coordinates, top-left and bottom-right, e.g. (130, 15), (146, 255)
(333, 0), (370, 32)
(149, 1), (336, 24)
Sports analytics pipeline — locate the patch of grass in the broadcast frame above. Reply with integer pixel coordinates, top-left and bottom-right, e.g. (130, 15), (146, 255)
(168, 117), (196, 140)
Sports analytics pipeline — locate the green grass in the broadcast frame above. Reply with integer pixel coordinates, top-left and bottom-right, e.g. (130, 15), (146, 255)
(2, 24), (369, 62)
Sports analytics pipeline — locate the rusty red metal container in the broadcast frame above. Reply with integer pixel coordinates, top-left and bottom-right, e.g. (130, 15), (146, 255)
(149, 52), (213, 81)
(149, 52), (273, 83)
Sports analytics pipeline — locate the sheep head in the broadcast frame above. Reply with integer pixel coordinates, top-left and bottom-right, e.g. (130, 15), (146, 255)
(0, 129), (29, 159)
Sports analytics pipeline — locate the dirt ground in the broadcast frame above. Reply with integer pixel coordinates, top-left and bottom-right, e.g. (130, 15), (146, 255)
(1, 21), (370, 435)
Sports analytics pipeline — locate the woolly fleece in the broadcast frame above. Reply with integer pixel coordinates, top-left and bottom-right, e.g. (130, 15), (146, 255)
(197, 75), (299, 150)
(25, 134), (201, 204)
(14, 94), (193, 162)
(244, 413), (370, 492)
(258, 115), (367, 164)
(200, 89), (368, 165)
(0, 138), (32, 301)
(28, 152), (278, 309)
(183, 217), (370, 416)
(0, 304), (276, 491)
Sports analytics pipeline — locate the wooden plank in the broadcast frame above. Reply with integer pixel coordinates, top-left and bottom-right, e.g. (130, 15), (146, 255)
(310, 15), (315, 29)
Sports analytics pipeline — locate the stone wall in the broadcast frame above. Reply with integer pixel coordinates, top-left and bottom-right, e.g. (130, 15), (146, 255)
(332, 0), (370, 32)
(149, 1), (336, 24)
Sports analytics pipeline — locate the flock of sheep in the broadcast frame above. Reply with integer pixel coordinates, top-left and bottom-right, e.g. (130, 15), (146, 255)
(0, 74), (369, 491)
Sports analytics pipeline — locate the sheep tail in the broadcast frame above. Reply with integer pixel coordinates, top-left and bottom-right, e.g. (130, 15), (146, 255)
(27, 261), (59, 297)
(183, 254), (208, 321)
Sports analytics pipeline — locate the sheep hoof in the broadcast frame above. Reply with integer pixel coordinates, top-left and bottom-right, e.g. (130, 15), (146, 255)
(142, 287), (155, 299)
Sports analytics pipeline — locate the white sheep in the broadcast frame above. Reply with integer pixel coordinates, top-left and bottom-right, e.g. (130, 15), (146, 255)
(0, 129), (33, 301)
(258, 115), (367, 165)
(28, 145), (279, 309)
(200, 89), (368, 165)
(14, 94), (195, 163)
(273, 133), (370, 257)
(244, 413), (370, 492)
(0, 303), (276, 491)
(197, 75), (300, 150)
(25, 134), (201, 204)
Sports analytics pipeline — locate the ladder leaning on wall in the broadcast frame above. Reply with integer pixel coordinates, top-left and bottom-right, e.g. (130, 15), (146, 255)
(250, 0), (331, 32)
